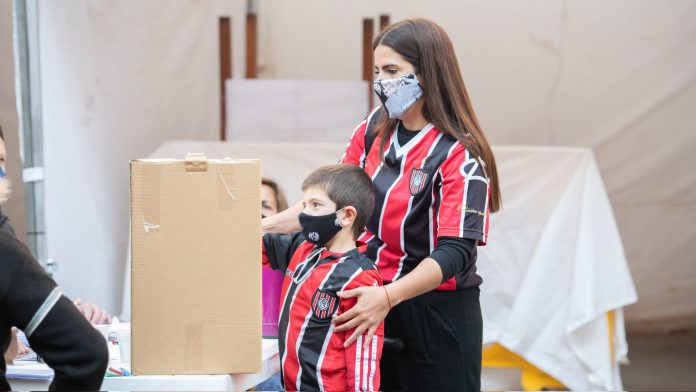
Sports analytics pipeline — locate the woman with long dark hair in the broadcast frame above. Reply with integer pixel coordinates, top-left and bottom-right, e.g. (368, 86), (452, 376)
(264, 18), (500, 391)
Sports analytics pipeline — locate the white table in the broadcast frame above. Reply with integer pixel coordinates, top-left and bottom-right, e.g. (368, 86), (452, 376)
(7, 338), (280, 391)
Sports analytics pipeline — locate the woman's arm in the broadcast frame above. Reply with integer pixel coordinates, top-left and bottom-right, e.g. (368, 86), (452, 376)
(332, 257), (443, 349)
(262, 201), (303, 234)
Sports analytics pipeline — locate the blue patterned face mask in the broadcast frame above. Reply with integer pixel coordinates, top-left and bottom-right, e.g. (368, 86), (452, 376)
(372, 73), (424, 119)
(0, 167), (5, 178)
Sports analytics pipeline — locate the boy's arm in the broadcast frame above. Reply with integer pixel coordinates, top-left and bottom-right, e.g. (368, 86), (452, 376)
(341, 269), (384, 392)
(262, 232), (305, 272)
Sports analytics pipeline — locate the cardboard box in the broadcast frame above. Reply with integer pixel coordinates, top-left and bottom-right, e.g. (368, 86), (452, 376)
(130, 154), (261, 375)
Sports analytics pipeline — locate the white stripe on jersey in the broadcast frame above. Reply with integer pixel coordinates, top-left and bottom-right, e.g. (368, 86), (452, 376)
(394, 132), (443, 280)
(459, 149), (472, 238)
(368, 336), (378, 391)
(355, 335), (363, 390)
(376, 140), (409, 273)
(393, 123), (434, 158)
(483, 185), (490, 243)
(281, 251), (335, 390)
(459, 151), (489, 238)
(315, 267), (363, 391)
(341, 106), (381, 166)
(294, 259), (354, 391)
(361, 340), (370, 391)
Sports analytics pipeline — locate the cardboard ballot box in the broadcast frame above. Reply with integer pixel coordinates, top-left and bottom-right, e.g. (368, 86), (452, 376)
(130, 154), (261, 375)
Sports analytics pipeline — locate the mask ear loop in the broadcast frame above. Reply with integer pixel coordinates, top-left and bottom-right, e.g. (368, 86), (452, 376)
(334, 207), (345, 227)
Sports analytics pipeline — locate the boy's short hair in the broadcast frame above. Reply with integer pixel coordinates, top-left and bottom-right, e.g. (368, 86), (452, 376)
(302, 164), (375, 238)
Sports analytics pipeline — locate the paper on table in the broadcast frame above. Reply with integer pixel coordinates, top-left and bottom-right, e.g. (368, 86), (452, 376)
(5, 361), (54, 380)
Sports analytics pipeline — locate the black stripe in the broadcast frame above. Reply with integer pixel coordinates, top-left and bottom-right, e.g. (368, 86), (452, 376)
(297, 257), (364, 390)
(399, 137), (457, 278)
(277, 250), (323, 381)
(362, 107), (385, 168)
(365, 236), (384, 264)
(460, 162), (489, 238)
(367, 143), (400, 236)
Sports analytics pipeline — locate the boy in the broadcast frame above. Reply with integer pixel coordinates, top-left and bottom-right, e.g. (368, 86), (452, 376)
(263, 164), (383, 392)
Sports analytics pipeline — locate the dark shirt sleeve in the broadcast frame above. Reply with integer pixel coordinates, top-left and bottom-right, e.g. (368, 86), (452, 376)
(0, 233), (108, 391)
(0, 211), (15, 237)
(429, 237), (477, 283)
(262, 232), (305, 273)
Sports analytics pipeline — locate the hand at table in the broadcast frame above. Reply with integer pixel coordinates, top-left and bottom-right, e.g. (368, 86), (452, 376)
(76, 301), (112, 324)
(4, 328), (29, 365)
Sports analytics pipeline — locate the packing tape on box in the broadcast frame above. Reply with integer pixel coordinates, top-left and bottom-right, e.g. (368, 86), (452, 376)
(217, 165), (238, 210)
(141, 163), (162, 233)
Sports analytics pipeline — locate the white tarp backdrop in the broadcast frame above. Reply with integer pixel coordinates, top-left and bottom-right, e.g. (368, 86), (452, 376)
(0, 0), (689, 330)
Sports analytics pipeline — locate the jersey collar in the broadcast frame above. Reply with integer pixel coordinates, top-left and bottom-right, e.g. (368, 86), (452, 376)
(391, 122), (435, 159)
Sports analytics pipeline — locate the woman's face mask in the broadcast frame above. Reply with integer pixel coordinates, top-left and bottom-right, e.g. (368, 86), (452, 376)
(372, 73), (424, 119)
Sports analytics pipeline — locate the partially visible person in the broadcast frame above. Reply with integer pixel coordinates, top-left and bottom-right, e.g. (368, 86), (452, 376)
(1, 229), (109, 390)
(0, 127), (15, 237)
(1, 125), (110, 364)
(262, 164), (383, 391)
(262, 177), (288, 218)
(264, 19), (501, 391)
(255, 177), (289, 391)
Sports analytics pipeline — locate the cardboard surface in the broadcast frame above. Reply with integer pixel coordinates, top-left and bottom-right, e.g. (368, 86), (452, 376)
(130, 157), (261, 375)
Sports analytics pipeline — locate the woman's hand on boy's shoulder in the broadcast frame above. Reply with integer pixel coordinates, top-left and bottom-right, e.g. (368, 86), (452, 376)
(332, 285), (389, 350)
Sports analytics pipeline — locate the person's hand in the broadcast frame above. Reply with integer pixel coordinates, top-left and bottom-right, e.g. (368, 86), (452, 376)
(4, 328), (29, 364)
(75, 301), (112, 324)
(332, 286), (391, 349)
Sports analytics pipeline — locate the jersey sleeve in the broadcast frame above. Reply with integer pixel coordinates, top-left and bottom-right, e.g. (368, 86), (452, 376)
(340, 269), (384, 391)
(262, 232), (305, 272)
(340, 107), (382, 167)
(340, 119), (368, 166)
(0, 234), (108, 390)
(436, 144), (491, 245)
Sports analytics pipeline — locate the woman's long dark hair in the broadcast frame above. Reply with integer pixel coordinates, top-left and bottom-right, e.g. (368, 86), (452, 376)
(373, 18), (501, 212)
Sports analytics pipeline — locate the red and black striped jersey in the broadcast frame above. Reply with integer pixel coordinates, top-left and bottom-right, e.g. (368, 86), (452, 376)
(341, 107), (491, 291)
(263, 233), (384, 391)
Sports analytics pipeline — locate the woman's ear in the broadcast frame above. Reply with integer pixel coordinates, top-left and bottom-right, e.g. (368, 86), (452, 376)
(340, 206), (357, 226)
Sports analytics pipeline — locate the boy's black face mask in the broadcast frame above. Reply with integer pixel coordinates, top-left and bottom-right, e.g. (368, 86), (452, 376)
(299, 209), (344, 248)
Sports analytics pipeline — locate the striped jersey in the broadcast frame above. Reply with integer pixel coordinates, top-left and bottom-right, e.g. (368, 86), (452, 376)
(341, 107), (491, 291)
(263, 233), (384, 392)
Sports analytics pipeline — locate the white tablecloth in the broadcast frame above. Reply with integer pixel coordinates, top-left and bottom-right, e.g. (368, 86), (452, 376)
(6, 338), (280, 391)
(478, 146), (637, 390)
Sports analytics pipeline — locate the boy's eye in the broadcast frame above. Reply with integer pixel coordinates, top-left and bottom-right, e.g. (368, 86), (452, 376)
(312, 202), (319, 208)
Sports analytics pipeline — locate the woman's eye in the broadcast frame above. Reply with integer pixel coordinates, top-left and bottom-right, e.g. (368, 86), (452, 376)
(386, 69), (398, 75)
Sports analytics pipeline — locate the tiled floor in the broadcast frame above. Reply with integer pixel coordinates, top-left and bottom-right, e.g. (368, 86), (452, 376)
(621, 331), (696, 391)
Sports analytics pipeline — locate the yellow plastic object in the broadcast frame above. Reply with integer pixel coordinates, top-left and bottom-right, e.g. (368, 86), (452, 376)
(482, 311), (616, 391)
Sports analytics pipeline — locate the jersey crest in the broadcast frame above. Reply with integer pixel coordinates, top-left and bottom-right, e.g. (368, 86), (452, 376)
(409, 168), (429, 196)
(311, 290), (339, 320)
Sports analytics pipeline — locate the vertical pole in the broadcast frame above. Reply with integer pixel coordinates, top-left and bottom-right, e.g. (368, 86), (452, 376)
(379, 14), (390, 31)
(219, 17), (232, 141)
(245, 13), (257, 79)
(362, 18), (375, 113)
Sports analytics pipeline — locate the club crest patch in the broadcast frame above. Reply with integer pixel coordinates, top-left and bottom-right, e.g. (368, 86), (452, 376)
(311, 290), (339, 320)
(409, 168), (429, 196)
